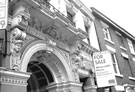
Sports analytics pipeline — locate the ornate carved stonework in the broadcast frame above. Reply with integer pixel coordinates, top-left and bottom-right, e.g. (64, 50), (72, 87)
(10, 28), (35, 71)
(28, 14), (68, 44)
(10, 3), (35, 71)
(42, 25), (68, 44)
(69, 53), (81, 82)
(69, 40), (95, 80)
(10, 28), (26, 71)
(11, 2), (30, 30)
(33, 50), (65, 82)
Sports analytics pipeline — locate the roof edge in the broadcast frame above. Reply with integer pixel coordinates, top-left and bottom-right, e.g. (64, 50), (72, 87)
(90, 7), (135, 40)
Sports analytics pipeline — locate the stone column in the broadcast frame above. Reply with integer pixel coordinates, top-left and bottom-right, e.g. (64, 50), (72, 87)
(46, 81), (83, 92)
(0, 67), (31, 92)
(84, 77), (97, 92)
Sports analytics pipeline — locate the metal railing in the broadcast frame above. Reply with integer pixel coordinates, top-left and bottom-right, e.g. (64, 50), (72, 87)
(33, 0), (75, 26)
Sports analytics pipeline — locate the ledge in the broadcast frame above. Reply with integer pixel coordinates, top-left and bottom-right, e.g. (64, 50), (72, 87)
(129, 77), (135, 80)
(104, 38), (115, 45)
(131, 52), (135, 56)
(106, 45), (116, 53)
(115, 74), (124, 78)
(120, 46), (127, 51)
(121, 52), (129, 58)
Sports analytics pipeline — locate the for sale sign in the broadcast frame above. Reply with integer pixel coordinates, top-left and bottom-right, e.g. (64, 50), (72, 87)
(93, 51), (117, 88)
(0, 0), (8, 29)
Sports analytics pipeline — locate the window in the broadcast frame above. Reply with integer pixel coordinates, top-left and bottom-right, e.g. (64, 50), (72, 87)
(123, 57), (133, 77)
(67, 11), (74, 22)
(103, 28), (112, 41)
(111, 53), (120, 74)
(38, 0), (50, 8)
(67, 11), (75, 26)
(116, 32), (125, 48)
(85, 25), (89, 33)
(85, 25), (90, 44)
(100, 21), (112, 41)
(127, 38), (135, 54)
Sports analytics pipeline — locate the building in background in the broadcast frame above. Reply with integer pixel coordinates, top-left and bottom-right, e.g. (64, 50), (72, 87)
(0, 0), (98, 92)
(91, 7), (135, 92)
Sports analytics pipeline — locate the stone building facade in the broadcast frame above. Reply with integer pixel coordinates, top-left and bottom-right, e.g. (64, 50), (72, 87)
(0, 0), (97, 92)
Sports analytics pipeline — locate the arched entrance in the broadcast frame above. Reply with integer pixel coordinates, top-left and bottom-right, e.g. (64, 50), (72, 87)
(19, 40), (82, 92)
(27, 60), (54, 92)
(26, 49), (68, 92)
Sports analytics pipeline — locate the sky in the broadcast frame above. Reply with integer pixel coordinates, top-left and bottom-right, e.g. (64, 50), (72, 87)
(81, 0), (135, 36)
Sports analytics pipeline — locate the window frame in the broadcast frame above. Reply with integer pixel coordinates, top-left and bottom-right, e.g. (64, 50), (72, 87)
(127, 38), (135, 55)
(116, 31), (126, 48)
(105, 45), (120, 75)
(84, 25), (90, 44)
(111, 53), (121, 74)
(122, 56), (133, 77)
(103, 27), (112, 41)
(100, 21), (113, 42)
(67, 11), (74, 22)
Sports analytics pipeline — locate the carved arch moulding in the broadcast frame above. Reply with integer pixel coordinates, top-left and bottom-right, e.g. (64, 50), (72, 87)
(19, 40), (76, 82)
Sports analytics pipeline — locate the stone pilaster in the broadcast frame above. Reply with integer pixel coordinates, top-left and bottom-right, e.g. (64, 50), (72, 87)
(84, 85), (97, 92)
(46, 81), (83, 92)
(84, 77), (97, 92)
(0, 67), (31, 92)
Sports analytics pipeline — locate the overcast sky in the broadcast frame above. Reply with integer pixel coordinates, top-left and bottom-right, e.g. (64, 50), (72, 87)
(81, 0), (135, 36)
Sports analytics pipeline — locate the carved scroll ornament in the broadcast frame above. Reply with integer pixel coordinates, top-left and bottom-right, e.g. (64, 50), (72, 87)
(10, 28), (26, 71)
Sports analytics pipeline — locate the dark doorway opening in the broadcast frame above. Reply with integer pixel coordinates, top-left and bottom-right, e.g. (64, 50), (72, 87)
(27, 61), (54, 92)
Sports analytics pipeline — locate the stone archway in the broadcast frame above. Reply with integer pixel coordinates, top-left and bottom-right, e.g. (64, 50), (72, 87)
(20, 40), (82, 92)
(27, 60), (54, 92)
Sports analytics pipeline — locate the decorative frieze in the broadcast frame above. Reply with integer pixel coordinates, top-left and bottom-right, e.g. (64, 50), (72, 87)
(0, 76), (27, 85)
(0, 67), (31, 86)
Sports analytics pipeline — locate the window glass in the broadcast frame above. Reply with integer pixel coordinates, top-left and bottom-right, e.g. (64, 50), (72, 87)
(111, 54), (120, 74)
(67, 11), (74, 22)
(123, 57), (133, 77)
(103, 28), (111, 40)
(116, 33), (125, 48)
(127, 39), (135, 54)
(100, 21), (112, 41)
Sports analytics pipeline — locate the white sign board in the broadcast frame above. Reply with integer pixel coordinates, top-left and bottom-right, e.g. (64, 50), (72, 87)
(93, 51), (117, 88)
(0, 0), (8, 29)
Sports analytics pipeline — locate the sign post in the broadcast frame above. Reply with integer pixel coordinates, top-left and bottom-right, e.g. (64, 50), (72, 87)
(0, 0), (8, 29)
(93, 51), (117, 88)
